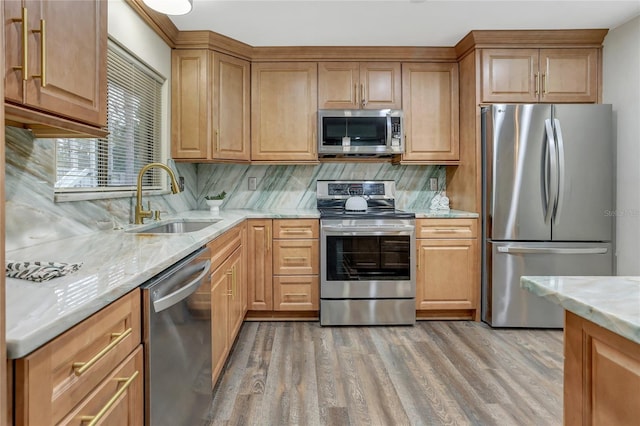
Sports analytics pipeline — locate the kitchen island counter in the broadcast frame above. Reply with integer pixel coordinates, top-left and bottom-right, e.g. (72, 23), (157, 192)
(521, 276), (640, 344)
(521, 275), (640, 425)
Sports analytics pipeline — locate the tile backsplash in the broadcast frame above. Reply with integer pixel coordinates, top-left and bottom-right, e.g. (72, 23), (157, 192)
(5, 126), (445, 251)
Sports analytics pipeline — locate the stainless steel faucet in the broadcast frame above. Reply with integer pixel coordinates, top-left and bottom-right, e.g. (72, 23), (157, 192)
(135, 163), (181, 224)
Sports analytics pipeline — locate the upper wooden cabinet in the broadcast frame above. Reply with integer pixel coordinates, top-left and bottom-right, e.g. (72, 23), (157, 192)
(401, 62), (459, 163)
(172, 49), (250, 161)
(4, 0), (107, 133)
(251, 62), (318, 162)
(318, 62), (401, 109)
(481, 48), (598, 103)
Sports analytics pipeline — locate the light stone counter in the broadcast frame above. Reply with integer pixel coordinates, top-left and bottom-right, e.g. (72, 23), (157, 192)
(521, 276), (640, 344)
(411, 209), (479, 219)
(6, 207), (476, 358)
(5, 209), (318, 358)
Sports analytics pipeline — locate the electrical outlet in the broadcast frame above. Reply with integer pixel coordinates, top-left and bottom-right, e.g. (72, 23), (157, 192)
(248, 177), (257, 191)
(429, 177), (438, 191)
(178, 176), (185, 192)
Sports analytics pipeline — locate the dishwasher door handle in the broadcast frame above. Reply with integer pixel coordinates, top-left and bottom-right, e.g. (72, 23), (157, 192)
(153, 260), (211, 313)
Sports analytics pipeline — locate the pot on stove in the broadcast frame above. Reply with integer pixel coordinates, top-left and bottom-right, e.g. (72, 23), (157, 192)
(344, 196), (368, 211)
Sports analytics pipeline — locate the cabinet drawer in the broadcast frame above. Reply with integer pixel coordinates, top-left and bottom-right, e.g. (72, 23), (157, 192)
(416, 218), (477, 239)
(58, 346), (143, 425)
(209, 222), (245, 271)
(273, 240), (319, 275)
(14, 290), (141, 425)
(273, 276), (319, 311)
(273, 219), (319, 239)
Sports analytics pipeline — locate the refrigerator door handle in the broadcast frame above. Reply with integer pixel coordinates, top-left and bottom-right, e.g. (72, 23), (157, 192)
(544, 119), (558, 225)
(497, 246), (609, 255)
(553, 118), (566, 222)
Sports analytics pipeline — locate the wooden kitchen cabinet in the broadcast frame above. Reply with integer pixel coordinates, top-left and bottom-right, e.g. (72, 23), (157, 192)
(415, 218), (479, 320)
(272, 219), (319, 312)
(208, 222), (246, 385)
(13, 289), (142, 425)
(318, 62), (402, 109)
(481, 48), (598, 103)
(4, 0), (107, 134)
(172, 49), (250, 161)
(251, 62), (318, 162)
(401, 62), (459, 163)
(247, 219), (319, 314)
(564, 311), (640, 426)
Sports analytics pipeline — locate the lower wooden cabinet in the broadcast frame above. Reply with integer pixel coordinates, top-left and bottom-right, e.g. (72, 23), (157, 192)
(564, 311), (640, 426)
(247, 219), (319, 315)
(13, 289), (142, 425)
(415, 218), (479, 320)
(208, 222), (246, 385)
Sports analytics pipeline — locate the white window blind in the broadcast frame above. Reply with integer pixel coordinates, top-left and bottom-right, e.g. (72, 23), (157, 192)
(55, 40), (165, 200)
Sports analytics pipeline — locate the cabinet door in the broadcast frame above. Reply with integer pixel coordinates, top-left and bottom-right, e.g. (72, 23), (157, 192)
(247, 219), (273, 310)
(360, 62), (402, 109)
(251, 62), (318, 162)
(318, 62), (360, 109)
(539, 48), (598, 103)
(402, 62), (459, 162)
(273, 275), (319, 311)
(416, 239), (478, 311)
(213, 52), (250, 161)
(171, 49), (210, 160)
(23, 0), (106, 127)
(481, 49), (539, 103)
(227, 248), (244, 342)
(5, 0), (25, 103)
(210, 261), (230, 385)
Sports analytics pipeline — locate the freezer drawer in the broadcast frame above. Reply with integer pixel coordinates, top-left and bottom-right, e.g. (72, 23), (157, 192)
(483, 241), (612, 328)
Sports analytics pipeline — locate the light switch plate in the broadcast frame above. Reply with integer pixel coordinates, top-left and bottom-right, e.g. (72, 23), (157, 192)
(248, 177), (257, 191)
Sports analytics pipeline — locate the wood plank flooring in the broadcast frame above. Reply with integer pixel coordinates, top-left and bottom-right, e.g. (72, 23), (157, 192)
(205, 321), (563, 426)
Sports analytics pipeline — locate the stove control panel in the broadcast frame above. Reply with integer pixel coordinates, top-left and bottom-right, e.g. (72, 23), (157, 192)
(318, 180), (394, 199)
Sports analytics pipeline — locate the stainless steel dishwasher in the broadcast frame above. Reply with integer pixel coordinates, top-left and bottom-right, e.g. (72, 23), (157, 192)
(141, 246), (212, 426)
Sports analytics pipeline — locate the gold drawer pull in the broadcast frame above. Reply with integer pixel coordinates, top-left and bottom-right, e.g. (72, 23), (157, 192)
(80, 370), (139, 426)
(282, 229), (308, 234)
(31, 18), (46, 87)
(72, 328), (133, 376)
(284, 293), (308, 300)
(283, 256), (306, 263)
(432, 228), (464, 233)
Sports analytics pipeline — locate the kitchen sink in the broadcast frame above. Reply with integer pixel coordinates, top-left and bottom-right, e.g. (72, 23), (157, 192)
(126, 219), (221, 234)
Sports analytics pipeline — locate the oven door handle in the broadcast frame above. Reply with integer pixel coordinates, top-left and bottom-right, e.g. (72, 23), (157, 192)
(322, 226), (415, 234)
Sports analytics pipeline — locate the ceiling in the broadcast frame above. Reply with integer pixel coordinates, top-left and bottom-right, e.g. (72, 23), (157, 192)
(168, 0), (640, 47)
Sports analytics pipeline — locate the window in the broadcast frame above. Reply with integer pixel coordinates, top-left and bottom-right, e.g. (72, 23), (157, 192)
(54, 39), (165, 201)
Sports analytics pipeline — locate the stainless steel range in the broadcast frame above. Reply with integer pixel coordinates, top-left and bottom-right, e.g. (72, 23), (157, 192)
(317, 180), (416, 326)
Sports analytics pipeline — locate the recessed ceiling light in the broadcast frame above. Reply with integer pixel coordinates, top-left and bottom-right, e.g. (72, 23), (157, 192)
(143, 0), (193, 16)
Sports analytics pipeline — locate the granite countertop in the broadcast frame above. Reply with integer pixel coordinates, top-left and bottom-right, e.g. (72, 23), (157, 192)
(521, 276), (640, 344)
(6, 207), (477, 358)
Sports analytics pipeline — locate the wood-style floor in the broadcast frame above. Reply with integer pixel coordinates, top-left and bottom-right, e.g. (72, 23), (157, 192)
(205, 321), (563, 426)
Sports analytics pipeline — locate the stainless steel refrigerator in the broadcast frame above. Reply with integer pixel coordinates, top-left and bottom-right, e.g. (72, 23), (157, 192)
(481, 104), (614, 328)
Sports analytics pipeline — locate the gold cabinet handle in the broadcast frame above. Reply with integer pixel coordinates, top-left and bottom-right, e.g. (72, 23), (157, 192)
(31, 18), (46, 87)
(215, 129), (220, 152)
(232, 265), (236, 300)
(360, 84), (366, 108)
(282, 229), (307, 235)
(542, 73), (547, 95)
(72, 328), (132, 375)
(266, 225), (271, 253)
(283, 256), (306, 263)
(354, 83), (358, 106)
(416, 248), (420, 270)
(80, 371), (139, 426)
(535, 72), (540, 96)
(11, 7), (28, 80)
(432, 228), (464, 233)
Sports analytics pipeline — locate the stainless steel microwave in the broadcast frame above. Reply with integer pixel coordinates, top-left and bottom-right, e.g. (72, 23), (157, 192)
(318, 109), (404, 156)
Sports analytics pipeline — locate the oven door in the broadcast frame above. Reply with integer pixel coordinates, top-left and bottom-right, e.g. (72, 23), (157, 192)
(320, 219), (415, 299)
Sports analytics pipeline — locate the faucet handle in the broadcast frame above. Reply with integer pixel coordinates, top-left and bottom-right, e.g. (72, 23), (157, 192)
(154, 210), (167, 221)
(147, 201), (151, 212)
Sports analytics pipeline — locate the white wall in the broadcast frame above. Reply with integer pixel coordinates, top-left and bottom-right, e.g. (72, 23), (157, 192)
(603, 15), (640, 275)
(108, 0), (172, 160)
